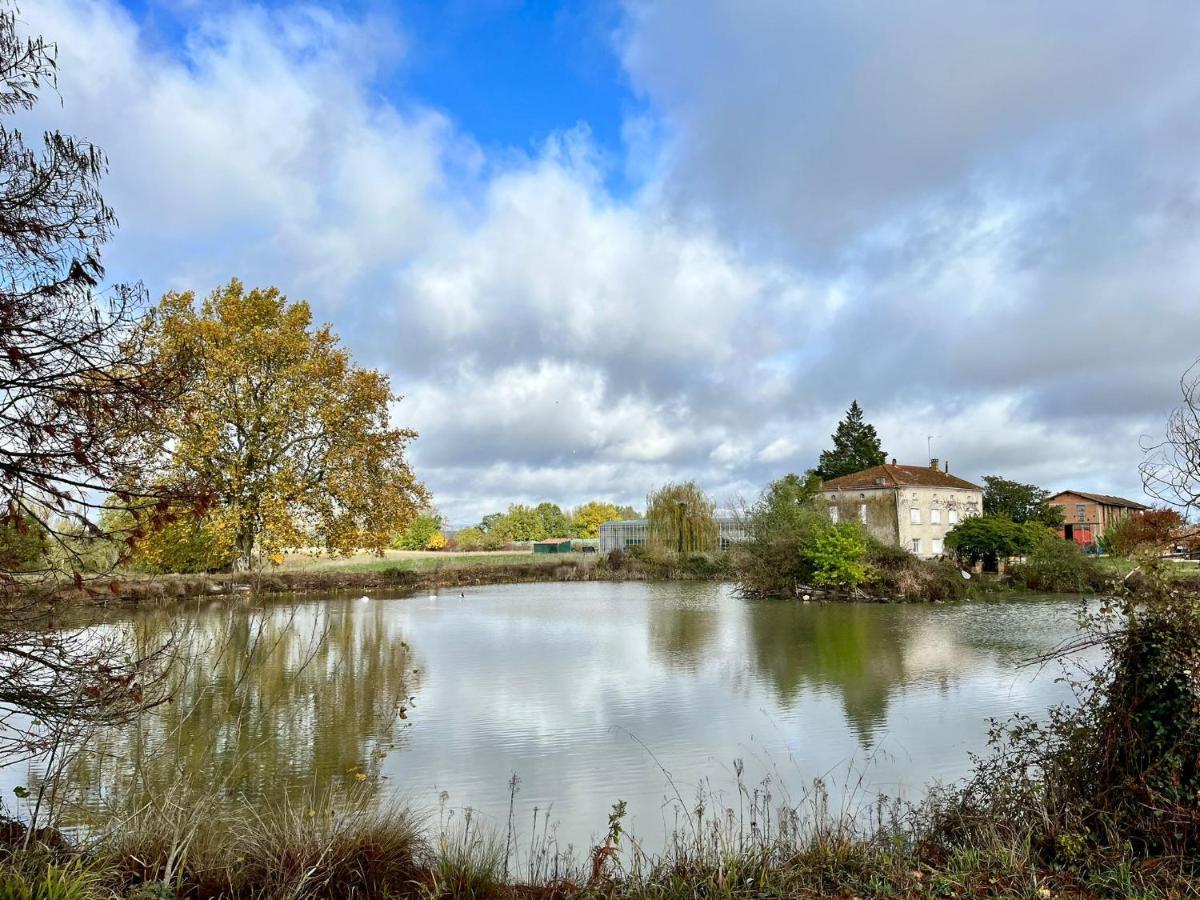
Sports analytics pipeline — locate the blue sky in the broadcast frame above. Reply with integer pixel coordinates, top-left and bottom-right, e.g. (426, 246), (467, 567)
(22, 1), (1200, 523)
(119, 0), (636, 176)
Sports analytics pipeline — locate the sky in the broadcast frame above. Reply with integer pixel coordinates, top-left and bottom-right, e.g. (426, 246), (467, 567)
(16, 0), (1200, 524)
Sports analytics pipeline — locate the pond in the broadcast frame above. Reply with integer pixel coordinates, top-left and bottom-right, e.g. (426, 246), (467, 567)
(4, 582), (1096, 855)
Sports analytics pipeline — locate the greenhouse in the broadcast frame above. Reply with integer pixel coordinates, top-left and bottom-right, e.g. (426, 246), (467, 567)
(599, 516), (747, 553)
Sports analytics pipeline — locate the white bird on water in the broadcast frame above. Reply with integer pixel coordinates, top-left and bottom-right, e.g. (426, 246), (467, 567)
(359, 595), (369, 604)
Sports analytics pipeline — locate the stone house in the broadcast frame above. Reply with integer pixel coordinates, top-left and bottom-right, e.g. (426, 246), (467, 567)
(1046, 491), (1148, 548)
(818, 459), (983, 558)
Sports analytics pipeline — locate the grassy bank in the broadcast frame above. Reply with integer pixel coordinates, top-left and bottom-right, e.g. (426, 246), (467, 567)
(2, 777), (1196, 899)
(29, 551), (732, 606)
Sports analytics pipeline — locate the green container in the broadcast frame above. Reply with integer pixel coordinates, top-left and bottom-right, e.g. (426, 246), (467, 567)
(533, 539), (573, 554)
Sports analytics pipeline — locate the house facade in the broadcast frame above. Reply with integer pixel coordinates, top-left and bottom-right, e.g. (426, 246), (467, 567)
(818, 459), (983, 559)
(1046, 491), (1148, 547)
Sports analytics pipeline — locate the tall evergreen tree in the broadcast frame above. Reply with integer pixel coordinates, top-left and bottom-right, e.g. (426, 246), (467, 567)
(814, 401), (887, 480)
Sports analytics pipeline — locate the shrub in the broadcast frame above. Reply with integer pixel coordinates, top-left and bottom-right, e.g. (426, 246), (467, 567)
(803, 523), (869, 589)
(866, 541), (969, 601)
(1011, 534), (1106, 592)
(678, 553), (730, 579)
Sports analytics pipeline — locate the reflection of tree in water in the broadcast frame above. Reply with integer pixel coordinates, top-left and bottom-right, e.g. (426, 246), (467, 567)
(648, 596), (719, 670)
(65, 599), (421, 811)
(746, 603), (908, 745)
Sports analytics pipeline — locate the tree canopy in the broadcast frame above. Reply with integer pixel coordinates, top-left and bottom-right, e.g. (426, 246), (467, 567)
(814, 401), (887, 480)
(982, 475), (1064, 527)
(139, 280), (428, 568)
(646, 481), (718, 555)
(571, 501), (622, 538)
(944, 516), (1051, 569)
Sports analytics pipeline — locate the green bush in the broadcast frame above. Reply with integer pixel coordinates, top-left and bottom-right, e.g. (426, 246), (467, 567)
(803, 523), (869, 589)
(1010, 534), (1105, 592)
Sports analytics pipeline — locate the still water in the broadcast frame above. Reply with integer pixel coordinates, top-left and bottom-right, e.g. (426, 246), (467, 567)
(8, 583), (1092, 853)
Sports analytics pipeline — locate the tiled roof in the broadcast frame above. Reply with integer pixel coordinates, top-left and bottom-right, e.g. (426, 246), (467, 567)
(1050, 491), (1149, 510)
(821, 463), (983, 492)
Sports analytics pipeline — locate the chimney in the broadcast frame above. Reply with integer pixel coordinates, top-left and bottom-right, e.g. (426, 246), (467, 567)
(929, 458), (939, 470)
(890, 458), (897, 466)
(944, 460), (950, 473)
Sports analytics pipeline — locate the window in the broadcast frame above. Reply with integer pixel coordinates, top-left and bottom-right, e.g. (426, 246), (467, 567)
(931, 537), (943, 555)
(930, 508), (942, 525)
(828, 505), (839, 524)
(858, 503), (867, 524)
(948, 509), (959, 525)
(911, 538), (921, 554)
(1075, 504), (1087, 523)
(909, 507), (921, 524)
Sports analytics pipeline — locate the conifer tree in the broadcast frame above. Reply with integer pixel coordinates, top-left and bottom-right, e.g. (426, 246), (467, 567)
(814, 401), (887, 480)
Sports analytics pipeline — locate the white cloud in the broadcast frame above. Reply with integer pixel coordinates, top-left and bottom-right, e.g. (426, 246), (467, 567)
(14, 0), (1199, 522)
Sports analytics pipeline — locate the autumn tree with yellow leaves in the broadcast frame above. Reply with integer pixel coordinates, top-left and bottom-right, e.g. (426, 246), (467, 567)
(139, 280), (428, 569)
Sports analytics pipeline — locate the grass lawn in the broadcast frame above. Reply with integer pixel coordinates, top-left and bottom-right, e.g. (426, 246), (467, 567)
(1093, 554), (1199, 579)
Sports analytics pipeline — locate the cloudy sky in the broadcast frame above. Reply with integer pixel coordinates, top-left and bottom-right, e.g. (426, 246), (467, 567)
(18, 0), (1200, 524)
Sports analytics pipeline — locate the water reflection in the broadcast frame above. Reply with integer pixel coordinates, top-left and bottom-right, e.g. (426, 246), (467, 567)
(647, 584), (719, 670)
(747, 603), (906, 744)
(5, 585), (1088, 855)
(64, 599), (420, 810)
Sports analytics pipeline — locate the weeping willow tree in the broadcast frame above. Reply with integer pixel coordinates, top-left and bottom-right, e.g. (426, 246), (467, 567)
(647, 481), (719, 555)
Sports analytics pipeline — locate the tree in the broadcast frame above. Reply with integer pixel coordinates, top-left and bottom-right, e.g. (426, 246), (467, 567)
(0, 515), (46, 573)
(615, 505), (641, 520)
(454, 526), (486, 550)
(139, 280), (428, 569)
(1142, 358), (1200, 515)
(1100, 508), (1184, 557)
(944, 516), (1049, 570)
(982, 475), (1063, 527)
(814, 401), (887, 480)
(646, 482), (718, 555)
(1, 8), (180, 760)
(733, 472), (828, 598)
(393, 514), (444, 551)
(571, 501), (621, 538)
(102, 504), (236, 575)
(493, 504), (542, 541)
(535, 502), (572, 538)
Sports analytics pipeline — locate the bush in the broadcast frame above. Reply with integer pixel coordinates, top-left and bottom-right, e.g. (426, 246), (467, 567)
(937, 561), (1200, 858)
(866, 541), (969, 602)
(1011, 534), (1106, 592)
(802, 523), (869, 589)
(678, 553), (730, 579)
